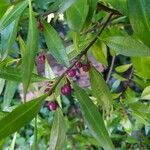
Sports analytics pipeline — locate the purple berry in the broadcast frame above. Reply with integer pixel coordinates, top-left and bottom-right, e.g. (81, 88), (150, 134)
(48, 101), (58, 111)
(61, 83), (72, 95)
(82, 64), (90, 72)
(75, 62), (83, 68)
(38, 54), (46, 63)
(67, 69), (76, 77)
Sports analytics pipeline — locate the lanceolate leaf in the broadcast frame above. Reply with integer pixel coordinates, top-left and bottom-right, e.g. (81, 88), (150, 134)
(115, 64), (132, 73)
(92, 40), (108, 65)
(0, 0), (9, 19)
(58, 0), (77, 13)
(6, 17), (20, 52)
(66, 0), (89, 32)
(3, 81), (18, 110)
(104, 0), (127, 15)
(0, 78), (5, 95)
(73, 83), (115, 150)
(43, 21), (69, 67)
(86, 0), (98, 23)
(128, 0), (150, 47)
(49, 109), (66, 150)
(103, 36), (150, 57)
(130, 104), (150, 125)
(89, 67), (112, 112)
(0, 94), (47, 140)
(141, 86), (150, 100)
(0, 66), (48, 82)
(22, 0), (39, 97)
(0, 0), (28, 31)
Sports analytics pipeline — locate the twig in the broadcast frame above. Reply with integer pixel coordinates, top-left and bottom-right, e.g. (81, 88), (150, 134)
(97, 3), (123, 16)
(47, 13), (114, 96)
(106, 56), (116, 83)
(81, 15), (120, 36)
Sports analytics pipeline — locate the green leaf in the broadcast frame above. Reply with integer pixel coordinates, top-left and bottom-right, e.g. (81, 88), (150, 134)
(103, 0), (127, 15)
(91, 40), (108, 65)
(132, 57), (150, 79)
(103, 36), (150, 57)
(0, 66), (48, 82)
(0, 94), (47, 140)
(58, 0), (77, 13)
(66, 0), (89, 32)
(22, 0), (39, 97)
(45, 59), (55, 80)
(112, 73), (127, 81)
(73, 83), (115, 150)
(0, 78), (5, 95)
(0, 0), (28, 31)
(89, 67), (112, 111)
(6, 17), (20, 53)
(141, 86), (150, 100)
(43, 21), (69, 67)
(0, 0), (9, 19)
(0, 111), (8, 120)
(130, 103), (150, 125)
(3, 81), (18, 110)
(115, 64), (132, 73)
(86, 0), (98, 24)
(128, 0), (150, 47)
(49, 109), (66, 150)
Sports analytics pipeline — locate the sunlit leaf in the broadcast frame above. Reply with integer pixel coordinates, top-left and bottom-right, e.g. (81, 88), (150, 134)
(66, 0), (89, 32)
(0, 94), (47, 140)
(89, 66), (112, 112)
(22, 0), (39, 97)
(128, 0), (150, 47)
(44, 21), (69, 67)
(3, 81), (18, 110)
(73, 83), (115, 150)
(103, 36), (150, 57)
(49, 109), (66, 150)
(0, 0), (28, 31)
(115, 64), (132, 73)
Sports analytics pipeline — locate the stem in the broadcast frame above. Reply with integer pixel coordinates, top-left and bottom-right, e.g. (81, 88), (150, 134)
(106, 56), (116, 83)
(34, 116), (38, 150)
(97, 3), (123, 16)
(47, 13), (114, 96)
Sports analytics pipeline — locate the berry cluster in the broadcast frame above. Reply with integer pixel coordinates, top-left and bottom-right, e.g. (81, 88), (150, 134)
(75, 61), (91, 72)
(60, 61), (90, 96)
(44, 60), (90, 111)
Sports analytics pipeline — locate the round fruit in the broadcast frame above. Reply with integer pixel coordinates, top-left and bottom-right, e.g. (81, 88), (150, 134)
(67, 69), (76, 77)
(48, 101), (58, 111)
(38, 54), (46, 63)
(82, 63), (90, 72)
(61, 83), (72, 95)
(75, 62), (83, 68)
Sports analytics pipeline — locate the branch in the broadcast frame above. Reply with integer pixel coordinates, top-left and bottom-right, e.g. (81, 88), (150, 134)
(97, 3), (123, 16)
(106, 56), (116, 83)
(47, 13), (114, 96)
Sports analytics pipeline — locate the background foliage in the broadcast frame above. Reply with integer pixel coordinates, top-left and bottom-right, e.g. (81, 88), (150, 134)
(0, 0), (150, 149)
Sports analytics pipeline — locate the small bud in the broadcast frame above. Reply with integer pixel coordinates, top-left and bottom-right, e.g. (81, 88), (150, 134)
(61, 83), (72, 95)
(44, 88), (50, 94)
(67, 69), (76, 77)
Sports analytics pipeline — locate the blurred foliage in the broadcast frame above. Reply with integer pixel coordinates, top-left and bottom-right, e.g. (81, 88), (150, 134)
(0, 0), (150, 150)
